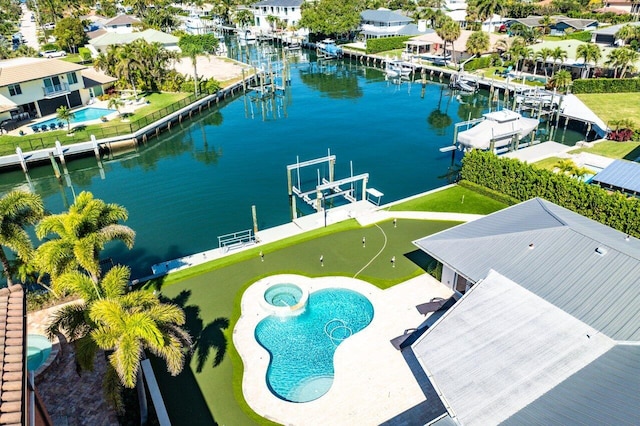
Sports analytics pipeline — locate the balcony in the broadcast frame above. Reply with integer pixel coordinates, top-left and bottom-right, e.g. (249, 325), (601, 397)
(42, 83), (70, 98)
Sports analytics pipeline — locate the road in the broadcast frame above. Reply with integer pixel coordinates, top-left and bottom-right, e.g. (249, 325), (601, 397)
(19, 3), (40, 51)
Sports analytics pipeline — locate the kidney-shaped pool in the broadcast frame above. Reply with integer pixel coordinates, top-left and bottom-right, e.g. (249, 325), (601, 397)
(255, 288), (374, 402)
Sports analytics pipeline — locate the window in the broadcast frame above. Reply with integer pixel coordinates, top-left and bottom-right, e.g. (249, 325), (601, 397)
(8, 84), (22, 96)
(66, 72), (78, 84)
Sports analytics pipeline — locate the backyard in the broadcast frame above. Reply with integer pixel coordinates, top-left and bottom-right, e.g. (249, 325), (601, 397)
(576, 93), (640, 130)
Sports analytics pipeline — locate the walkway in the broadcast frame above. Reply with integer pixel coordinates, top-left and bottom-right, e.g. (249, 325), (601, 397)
(560, 94), (609, 137)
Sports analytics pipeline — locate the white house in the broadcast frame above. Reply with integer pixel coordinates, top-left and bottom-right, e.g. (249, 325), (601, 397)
(251, 0), (305, 33)
(102, 14), (141, 34)
(87, 29), (180, 56)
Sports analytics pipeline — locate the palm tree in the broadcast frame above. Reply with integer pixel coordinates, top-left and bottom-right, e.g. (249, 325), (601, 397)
(35, 191), (135, 288)
(114, 43), (142, 100)
(606, 47), (639, 78)
(550, 69), (572, 93)
(0, 191), (44, 286)
(473, 0), (505, 33)
(178, 35), (219, 97)
(538, 15), (555, 35)
(234, 9), (254, 29)
(466, 31), (490, 57)
(615, 24), (637, 46)
(551, 47), (568, 76)
(56, 105), (75, 133)
(576, 43), (602, 78)
(537, 47), (554, 76)
(107, 97), (124, 117)
(436, 17), (461, 65)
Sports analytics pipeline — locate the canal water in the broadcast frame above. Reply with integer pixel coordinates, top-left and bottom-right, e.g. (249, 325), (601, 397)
(0, 47), (584, 280)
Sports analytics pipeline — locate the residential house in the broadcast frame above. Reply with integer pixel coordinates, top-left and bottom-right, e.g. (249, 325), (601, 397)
(441, 0), (505, 32)
(405, 30), (503, 62)
(591, 159), (640, 197)
(359, 9), (416, 40)
(102, 14), (140, 34)
(592, 20), (640, 45)
(505, 15), (598, 36)
(601, 0), (640, 15)
(400, 198), (640, 424)
(251, 0), (305, 34)
(87, 29), (180, 56)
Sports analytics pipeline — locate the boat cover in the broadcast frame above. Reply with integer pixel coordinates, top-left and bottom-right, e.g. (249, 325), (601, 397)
(458, 113), (539, 150)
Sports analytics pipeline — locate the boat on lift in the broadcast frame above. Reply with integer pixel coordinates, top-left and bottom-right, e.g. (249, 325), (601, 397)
(457, 109), (539, 152)
(449, 74), (477, 92)
(385, 60), (416, 78)
(316, 39), (343, 59)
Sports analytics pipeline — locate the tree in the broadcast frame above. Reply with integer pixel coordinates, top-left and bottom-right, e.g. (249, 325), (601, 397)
(35, 191), (135, 288)
(114, 43), (143, 99)
(615, 24), (637, 46)
(576, 43), (601, 78)
(538, 15), (554, 35)
(299, 0), (362, 38)
(0, 191), (44, 286)
(53, 17), (87, 53)
(551, 47), (568, 75)
(549, 69), (572, 93)
(56, 105), (75, 133)
(507, 40), (529, 72)
(470, 0), (505, 33)
(466, 30), (490, 57)
(606, 47), (639, 78)
(436, 17), (461, 65)
(178, 34), (219, 97)
(107, 97), (124, 116)
(537, 47), (554, 76)
(234, 9), (254, 29)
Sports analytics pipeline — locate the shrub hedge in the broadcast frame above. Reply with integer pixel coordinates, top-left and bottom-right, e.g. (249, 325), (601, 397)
(572, 78), (640, 94)
(461, 150), (640, 237)
(463, 56), (492, 71)
(457, 180), (520, 206)
(366, 36), (411, 54)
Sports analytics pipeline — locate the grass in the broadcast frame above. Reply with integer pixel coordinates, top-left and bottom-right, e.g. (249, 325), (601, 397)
(576, 93), (640, 130)
(388, 185), (508, 215)
(532, 156), (563, 171)
(146, 218), (461, 425)
(568, 141), (640, 160)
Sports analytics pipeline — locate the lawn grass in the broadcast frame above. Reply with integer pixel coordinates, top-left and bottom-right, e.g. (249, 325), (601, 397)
(568, 141), (640, 160)
(576, 93), (640, 129)
(146, 218), (460, 425)
(532, 156), (563, 171)
(388, 185), (508, 215)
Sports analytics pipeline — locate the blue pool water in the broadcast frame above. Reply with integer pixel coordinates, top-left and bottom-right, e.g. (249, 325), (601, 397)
(35, 107), (115, 128)
(27, 334), (52, 371)
(264, 283), (303, 307)
(255, 288), (374, 402)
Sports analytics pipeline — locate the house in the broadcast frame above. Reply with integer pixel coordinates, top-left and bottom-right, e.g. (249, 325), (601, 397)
(405, 30), (503, 62)
(601, 0), (640, 15)
(251, 0), (305, 34)
(592, 21), (640, 45)
(0, 285), (52, 425)
(101, 14), (141, 34)
(87, 29), (180, 56)
(404, 198), (640, 424)
(591, 159), (640, 196)
(505, 15), (598, 36)
(359, 9), (417, 40)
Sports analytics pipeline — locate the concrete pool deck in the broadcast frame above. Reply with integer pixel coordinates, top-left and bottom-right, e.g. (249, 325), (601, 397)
(234, 274), (453, 425)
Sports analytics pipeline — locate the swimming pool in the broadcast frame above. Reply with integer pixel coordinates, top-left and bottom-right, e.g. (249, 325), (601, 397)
(27, 334), (52, 371)
(255, 287), (374, 402)
(34, 107), (115, 129)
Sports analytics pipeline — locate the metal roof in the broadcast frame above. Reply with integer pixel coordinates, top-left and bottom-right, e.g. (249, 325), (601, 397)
(412, 270), (639, 425)
(361, 9), (413, 24)
(593, 21), (640, 36)
(592, 159), (640, 195)
(414, 197), (640, 341)
(252, 0), (304, 6)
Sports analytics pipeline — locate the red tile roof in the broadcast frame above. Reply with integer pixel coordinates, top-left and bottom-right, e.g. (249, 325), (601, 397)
(0, 284), (25, 426)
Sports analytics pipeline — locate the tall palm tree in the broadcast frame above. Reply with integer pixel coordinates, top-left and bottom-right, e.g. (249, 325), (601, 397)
(472, 0), (505, 33)
(466, 30), (490, 57)
(0, 191), (44, 286)
(436, 17), (461, 65)
(178, 35), (219, 97)
(551, 47), (567, 76)
(606, 47), (639, 78)
(550, 69), (572, 93)
(56, 105), (75, 133)
(615, 24), (637, 46)
(35, 191), (135, 287)
(576, 43), (602, 78)
(537, 47), (554, 76)
(115, 43), (143, 100)
(107, 97), (124, 117)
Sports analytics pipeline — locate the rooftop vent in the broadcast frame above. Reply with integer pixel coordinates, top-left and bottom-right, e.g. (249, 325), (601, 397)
(528, 243), (534, 249)
(595, 246), (608, 256)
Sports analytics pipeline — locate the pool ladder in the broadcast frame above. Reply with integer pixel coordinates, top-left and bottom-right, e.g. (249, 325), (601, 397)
(324, 319), (352, 346)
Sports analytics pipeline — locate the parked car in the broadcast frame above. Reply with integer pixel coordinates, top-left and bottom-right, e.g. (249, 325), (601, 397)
(43, 23), (55, 30)
(40, 49), (66, 58)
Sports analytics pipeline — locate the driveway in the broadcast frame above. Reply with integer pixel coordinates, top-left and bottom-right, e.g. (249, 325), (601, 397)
(19, 3), (40, 51)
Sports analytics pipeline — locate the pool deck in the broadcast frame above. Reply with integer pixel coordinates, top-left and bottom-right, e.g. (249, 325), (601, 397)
(234, 274), (453, 425)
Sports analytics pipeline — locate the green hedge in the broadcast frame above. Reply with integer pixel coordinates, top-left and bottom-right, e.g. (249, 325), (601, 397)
(461, 150), (640, 237)
(366, 36), (411, 54)
(572, 78), (640, 94)
(565, 31), (592, 42)
(463, 56), (492, 71)
(457, 180), (520, 206)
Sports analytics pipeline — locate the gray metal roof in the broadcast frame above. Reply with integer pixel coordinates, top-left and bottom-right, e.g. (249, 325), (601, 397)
(414, 197), (640, 341)
(503, 345), (640, 425)
(361, 9), (413, 24)
(592, 159), (640, 195)
(413, 270), (616, 425)
(506, 15), (596, 29)
(593, 21), (640, 36)
(252, 0), (304, 7)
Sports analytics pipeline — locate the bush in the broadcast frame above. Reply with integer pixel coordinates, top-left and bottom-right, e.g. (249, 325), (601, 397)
(572, 78), (640, 94)
(41, 42), (57, 51)
(608, 128), (634, 141)
(366, 36), (411, 54)
(463, 56), (492, 71)
(461, 150), (640, 237)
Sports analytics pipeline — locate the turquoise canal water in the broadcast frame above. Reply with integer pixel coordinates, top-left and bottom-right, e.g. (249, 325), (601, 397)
(0, 47), (584, 280)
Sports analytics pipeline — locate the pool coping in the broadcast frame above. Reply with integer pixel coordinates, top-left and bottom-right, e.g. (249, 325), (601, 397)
(233, 273), (453, 425)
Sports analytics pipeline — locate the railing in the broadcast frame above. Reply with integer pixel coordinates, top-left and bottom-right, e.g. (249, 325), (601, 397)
(43, 83), (70, 97)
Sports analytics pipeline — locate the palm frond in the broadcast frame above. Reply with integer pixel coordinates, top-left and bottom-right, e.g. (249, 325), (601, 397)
(103, 364), (125, 415)
(109, 334), (143, 388)
(101, 265), (131, 298)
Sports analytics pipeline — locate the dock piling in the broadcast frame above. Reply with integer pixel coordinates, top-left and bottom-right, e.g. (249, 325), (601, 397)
(48, 152), (61, 180)
(15, 147), (28, 174)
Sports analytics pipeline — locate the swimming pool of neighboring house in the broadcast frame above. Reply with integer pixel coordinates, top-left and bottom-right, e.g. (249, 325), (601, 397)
(32, 107), (116, 130)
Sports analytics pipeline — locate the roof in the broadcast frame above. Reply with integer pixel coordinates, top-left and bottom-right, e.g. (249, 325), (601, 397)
(103, 14), (140, 27)
(361, 9), (413, 24)
(86, 28), (107, 40)
(592, 159), (640, 194)
(0, 58), (86, 87)
(0, 93), (18, 113)
(0, 284), (25, 425)
(506, 15), (597, 29)
(413, 270), (640, 425)
(409, 30), (504, 53)
(81, 68), (117, 87)
(252, 0), (304, 6)
(593, 21), (640, 35)
(89, 29), (178, 48)
(414, 197), (640, 341)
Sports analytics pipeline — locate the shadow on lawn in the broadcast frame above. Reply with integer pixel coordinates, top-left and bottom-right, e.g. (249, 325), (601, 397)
(623, 145), (640, 161)
(404, 249), (437, 272)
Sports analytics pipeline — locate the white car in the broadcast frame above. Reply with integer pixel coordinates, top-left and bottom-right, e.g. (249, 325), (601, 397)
(43, 23), (55, 30)
(41, 50), (66, 58)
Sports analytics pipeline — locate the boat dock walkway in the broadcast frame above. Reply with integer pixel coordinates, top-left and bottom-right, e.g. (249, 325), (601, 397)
(558, 94), (609, 136)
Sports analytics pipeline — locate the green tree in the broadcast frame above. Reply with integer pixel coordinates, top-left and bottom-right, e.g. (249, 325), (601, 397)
(53, 17), (87, 53)
(299, 0), (362, 38)
(538, 15), (554, 35)
(115, 43), (143, 99)
(615, 24), (638, 46)
(470, 0), (505, 32)
(551, 46), (568, 75)
(0, 191), (44, 286)
(466, 30), (490, 57)
(34, 191), (135, 288)
(436, 17), (461, 65)
(56, 105), (75, 133)
(234, 9), (254, 29)
(576, 43), (601, 78)
(606, 47), (639, 78)
(537, 47), (554, 76)
(178, 34), (219, 97)
(107, 97), (124, 116)
(549, 69), (572, 93)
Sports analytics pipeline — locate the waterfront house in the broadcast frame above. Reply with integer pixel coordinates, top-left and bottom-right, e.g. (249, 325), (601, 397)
(359, 9), (418, 40)
(251, 0), (305, 34)
(591, 21), (640, 45)
(601, 0), (640, 15)
(406, 197), (640, 424)
(505, 15), (598, 36)
(87, 29), (180, 56)
(405, 30), (502, 62)
(102, 14), (141, 34)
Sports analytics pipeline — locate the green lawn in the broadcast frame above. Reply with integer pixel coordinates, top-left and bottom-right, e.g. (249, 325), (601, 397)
(576, 93), (640, 129)
(568, 141), (640, 160)
(388, 185), (508, 215)
(146, 218), (460, 425)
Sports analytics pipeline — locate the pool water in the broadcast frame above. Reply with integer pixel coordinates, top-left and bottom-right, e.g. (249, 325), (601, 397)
(264, 283), (303, 307)
(36, 107), (115, 128)
(255, 288), (374, 402)
(27, 334), (52, 371)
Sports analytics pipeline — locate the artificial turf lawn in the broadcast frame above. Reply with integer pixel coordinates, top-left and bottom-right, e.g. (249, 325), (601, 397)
(388, 185), (508, 214)
(150, 218), (460, 425)
(576, 93), (640, 130)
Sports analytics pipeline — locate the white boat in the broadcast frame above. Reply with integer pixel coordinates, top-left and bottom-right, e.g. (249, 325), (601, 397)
(316, 39), (342, 59)
(449, 75), (477, 92)
(385, 60), (416, 78)
(457, 109), (539, 151)
(237, 29), (256, 42)
(285, 42), (302, 51)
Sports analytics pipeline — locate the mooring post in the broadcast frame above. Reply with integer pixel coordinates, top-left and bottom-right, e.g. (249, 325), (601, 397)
(15, 147), (28, 174)
(251, 205), (258, 236)
(242, 69), (246, 92)
(91, 135), (100, 161)
(48, 152), (61, 179)
(55, 140), (66, 167)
